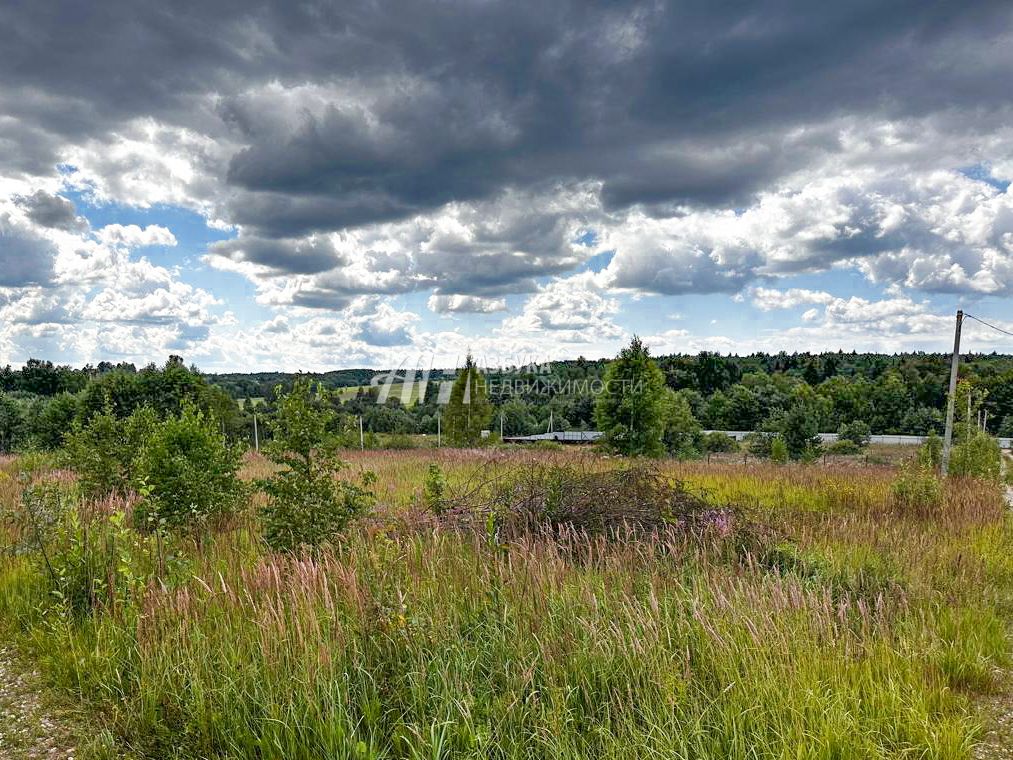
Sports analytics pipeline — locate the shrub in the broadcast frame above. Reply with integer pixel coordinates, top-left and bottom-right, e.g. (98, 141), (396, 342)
(770, 435), (789, 464)
(891, 459), (943, 515)
(745, 431), (775, 458)
(132, 405), (246, 531)
(30, 392), (80, 450)
(949, 430), (1002, 483)
(768, 402), (823, 460)
(919, 432), (943, 470)
(0, 392), (29, 453)
(260, 465), (374, 553)
(661, 389), (702, 458)
(838, 420), (871, 448)
(423, 463), (448, 515)
(383, 433), (417, 449)
(18, 480), (187, 615)
(702, 431), (738, 453)
(62, 406), (158, 497)
(531, 439), (565, 451)
(827, 439), (862, 455)
(759, 542), (901, 603)
(259, 380), (374, 552)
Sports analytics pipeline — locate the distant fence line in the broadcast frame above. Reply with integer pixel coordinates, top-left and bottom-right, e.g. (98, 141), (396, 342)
(704, 431), (1013, 448)
(502, 430), (1013, 448)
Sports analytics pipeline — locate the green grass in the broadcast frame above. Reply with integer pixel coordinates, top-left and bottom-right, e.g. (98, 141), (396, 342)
(1, 451), (1011, 759)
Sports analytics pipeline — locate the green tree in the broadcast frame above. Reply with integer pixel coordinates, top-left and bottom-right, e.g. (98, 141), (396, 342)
(443, 354), (492, 447)
(838, 420), (871, 448)
(661, 389), (702, 458)
(133, 404), (245, 530)
(500, 398), (537, 436)
(767, 398), (823, 461)
(594, 336), (666, 456)
(63, 406), (158, 497)
(770, 434), (789, 464)
(258, 380), (373, 552)
(30, 392), (80, 449)
(0, 393), (28, 453)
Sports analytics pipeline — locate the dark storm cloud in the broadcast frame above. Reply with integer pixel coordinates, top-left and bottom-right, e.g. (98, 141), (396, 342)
(14, 191), (88, 232)
(2, 0), (1012, 236)
(209, 235), (345, 274)
(0, 217), (57, 287)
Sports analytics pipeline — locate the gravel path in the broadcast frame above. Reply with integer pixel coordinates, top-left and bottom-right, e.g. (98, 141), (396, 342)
(0, 648), (77, 760)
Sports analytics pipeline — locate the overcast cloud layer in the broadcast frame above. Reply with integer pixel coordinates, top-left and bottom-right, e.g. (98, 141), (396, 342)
(2, 0), (1013, 369)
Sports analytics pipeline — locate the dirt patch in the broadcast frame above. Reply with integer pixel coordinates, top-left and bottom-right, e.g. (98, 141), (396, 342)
(0, 647), (78, 760)
(974, 669), (1013, 760)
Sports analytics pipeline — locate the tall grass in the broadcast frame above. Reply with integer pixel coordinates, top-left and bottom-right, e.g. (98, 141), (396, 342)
(1, 451), (1010, 759)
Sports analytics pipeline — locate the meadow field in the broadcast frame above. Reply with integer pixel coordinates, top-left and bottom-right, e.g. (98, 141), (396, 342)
(1, 448), (1012, 759)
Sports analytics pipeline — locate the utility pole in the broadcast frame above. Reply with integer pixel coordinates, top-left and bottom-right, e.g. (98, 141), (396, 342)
(941, 309), (963, 476)
(437, 413), (441, 447)
(499, 411), (504, 439)
(359, 415), (364, 450)
(253, 412), (259, 453)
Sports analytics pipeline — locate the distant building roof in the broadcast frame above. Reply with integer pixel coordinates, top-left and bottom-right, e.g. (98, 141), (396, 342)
(503, 431), (603, 443)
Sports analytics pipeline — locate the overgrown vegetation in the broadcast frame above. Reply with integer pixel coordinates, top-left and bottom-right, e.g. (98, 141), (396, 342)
(258, 379), (374, 552)
(1, 443), (1011, 759)
(1, 349), (1013, 759)
(131, 404), (245, 531)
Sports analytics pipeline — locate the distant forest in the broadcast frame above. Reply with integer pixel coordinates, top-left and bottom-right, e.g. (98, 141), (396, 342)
(2, 350), (1013, 452)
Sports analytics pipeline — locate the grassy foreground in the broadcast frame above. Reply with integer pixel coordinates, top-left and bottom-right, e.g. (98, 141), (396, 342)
(1, 450), (1011, 759)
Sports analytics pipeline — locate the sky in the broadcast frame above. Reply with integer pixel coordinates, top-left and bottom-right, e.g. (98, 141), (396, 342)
(2, 0), (1013, 372)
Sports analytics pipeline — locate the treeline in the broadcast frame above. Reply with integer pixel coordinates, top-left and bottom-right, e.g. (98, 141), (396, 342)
(207, 368), (382, 400)
(3, 350), (1013, 454)
(209, 350), (1013, 437)
(0, 357), (242, 452)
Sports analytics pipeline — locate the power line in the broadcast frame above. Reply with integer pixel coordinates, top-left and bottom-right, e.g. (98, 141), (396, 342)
(963, 312), (1013, 338)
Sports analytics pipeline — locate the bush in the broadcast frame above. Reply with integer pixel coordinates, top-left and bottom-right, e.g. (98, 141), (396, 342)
(768, 402), (823, 460)
(949, 430), (1002, 483)
(383, 433), (417, 449)
(661, 389), (702, 458)
(62, 406), (158, 497)
(260, 464), (374, 553)
(827, 439), (862, 455)
(759, 542), (901, 603)
(838, 420), (871, 448)
(30, 392), (80, 450)
(132, 405), (246, 531)
(531, 439), (565, 451)
(891, 460), (943, 515)
(770, 435), (789, 464)
(919, 432), (943, 470)
(423, 463), (448, 515)
(259, 380), (374, 552)
(702, 431), (738, 453)
(18, 480), (187, 615)
(745, 431), (774, 458)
